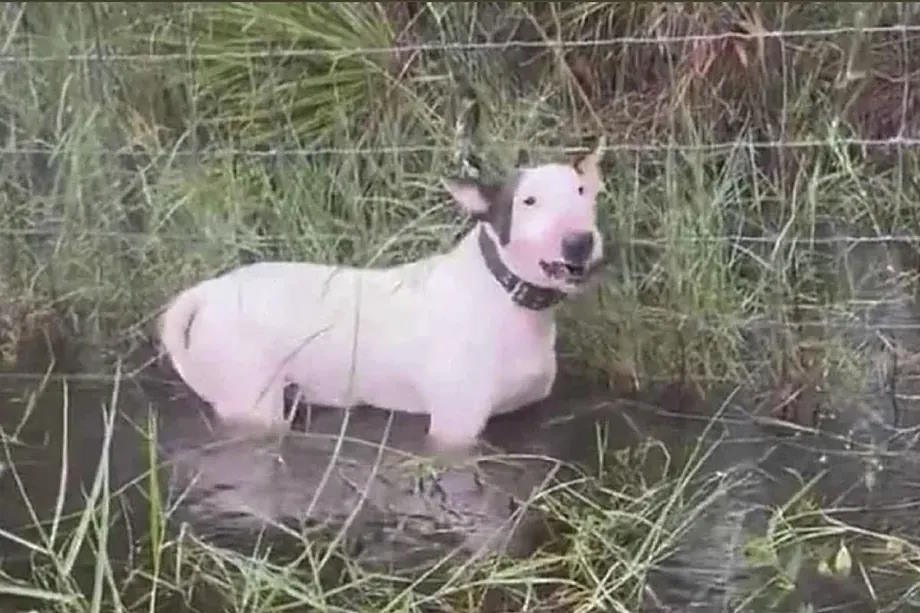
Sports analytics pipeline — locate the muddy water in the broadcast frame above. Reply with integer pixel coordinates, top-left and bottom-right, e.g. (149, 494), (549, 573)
(3, 240), (920, 611)
(2, 338), (920, 612)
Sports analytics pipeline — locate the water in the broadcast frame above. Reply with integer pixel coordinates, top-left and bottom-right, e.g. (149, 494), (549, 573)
(3, 245), (920, 611)
(3, 342), (920, 612)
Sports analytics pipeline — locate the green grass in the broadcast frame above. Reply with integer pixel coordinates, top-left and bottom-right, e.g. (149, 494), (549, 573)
(4, 1), (920, 611)
(5, 2), (920, 388)
(0, 373), (775, 612)
(4, 375), (920, 612)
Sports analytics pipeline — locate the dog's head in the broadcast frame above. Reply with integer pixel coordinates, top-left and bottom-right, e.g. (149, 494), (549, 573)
(444, 139), (605, 295)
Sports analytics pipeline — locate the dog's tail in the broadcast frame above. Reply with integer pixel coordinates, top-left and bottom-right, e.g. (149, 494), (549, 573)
(157, 284), (205, 380)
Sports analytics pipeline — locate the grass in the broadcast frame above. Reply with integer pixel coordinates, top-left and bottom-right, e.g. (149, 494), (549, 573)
(4, 375), (920, 612)
(5, 2), (920, 389)
(0, 368), (725, 612)
(3, 1), (920, 611)
(0, 372), (799, 612)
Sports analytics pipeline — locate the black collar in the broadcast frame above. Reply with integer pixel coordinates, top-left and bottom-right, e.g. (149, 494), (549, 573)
(477, 225), (567, 311)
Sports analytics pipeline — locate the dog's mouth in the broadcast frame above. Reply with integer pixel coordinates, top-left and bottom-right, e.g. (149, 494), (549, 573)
(540, 259), (599, 285)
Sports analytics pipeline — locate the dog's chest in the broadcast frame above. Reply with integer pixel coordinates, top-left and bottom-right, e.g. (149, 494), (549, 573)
(490, 319), (556, 414)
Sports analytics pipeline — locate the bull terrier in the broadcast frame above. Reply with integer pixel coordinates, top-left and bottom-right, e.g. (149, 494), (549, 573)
(158, 138), (606, 452)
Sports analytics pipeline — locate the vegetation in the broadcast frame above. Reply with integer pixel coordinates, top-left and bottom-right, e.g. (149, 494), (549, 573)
(2, 2), (920, 611)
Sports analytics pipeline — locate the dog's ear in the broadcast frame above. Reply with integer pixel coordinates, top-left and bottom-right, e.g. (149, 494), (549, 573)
(442, 177), (492, 216)
(571, 135), (606, 194)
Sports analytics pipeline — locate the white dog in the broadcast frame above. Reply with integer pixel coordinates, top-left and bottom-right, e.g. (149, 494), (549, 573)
(157, 140), (606, 451)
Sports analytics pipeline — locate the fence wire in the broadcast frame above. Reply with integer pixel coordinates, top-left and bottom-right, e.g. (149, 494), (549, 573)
(2, 24), (920, 63)
(3, 137), (920, 157)
(3, 7), (920, 385)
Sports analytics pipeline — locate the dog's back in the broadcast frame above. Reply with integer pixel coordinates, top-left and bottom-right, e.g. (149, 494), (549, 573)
(159, 254), (452, 419)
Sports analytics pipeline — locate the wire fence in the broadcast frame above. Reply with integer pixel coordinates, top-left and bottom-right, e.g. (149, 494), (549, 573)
(3, 137), (920, 157)
(2, 227), (920, 244)
(4, 4), (920, 385)
(3, 23), (920, 62)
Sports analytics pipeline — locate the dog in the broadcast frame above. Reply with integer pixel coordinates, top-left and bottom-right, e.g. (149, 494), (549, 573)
(157, 138), (606, 451)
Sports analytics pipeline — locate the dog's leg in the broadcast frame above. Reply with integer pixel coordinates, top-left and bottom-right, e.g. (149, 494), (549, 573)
(211, 382), (288, 433)
(426, 398), (491, 455)
(421, 396), (492, 498)
(419, 343), (494, 459)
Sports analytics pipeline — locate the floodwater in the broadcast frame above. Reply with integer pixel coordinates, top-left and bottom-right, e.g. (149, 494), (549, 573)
(2, 342), (920, 612)
(3, 241), (920, 612)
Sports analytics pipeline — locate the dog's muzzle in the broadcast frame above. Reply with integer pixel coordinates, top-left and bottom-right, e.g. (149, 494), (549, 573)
(540, 230), (604, 285)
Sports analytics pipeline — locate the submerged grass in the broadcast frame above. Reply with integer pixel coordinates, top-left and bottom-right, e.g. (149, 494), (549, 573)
(0, 371), (748, 612)
(4, 375), (919, 612)
(3, 1), (920, 611)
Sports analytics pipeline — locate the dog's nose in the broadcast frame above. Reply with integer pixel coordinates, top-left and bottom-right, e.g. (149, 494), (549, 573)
(562, 232), (595, 263)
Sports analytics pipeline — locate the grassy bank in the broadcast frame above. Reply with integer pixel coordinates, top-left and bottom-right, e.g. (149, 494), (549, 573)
(1, 2), (918, 389)
(3, 2), (920, 611)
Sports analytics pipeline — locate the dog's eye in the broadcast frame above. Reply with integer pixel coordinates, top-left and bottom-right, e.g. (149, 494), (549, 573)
(578, 186), (585, 195)
(523, 196), (536, 206)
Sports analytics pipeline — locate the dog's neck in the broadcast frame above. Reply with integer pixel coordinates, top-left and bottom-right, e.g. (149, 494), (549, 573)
(476, 225), (566, 311)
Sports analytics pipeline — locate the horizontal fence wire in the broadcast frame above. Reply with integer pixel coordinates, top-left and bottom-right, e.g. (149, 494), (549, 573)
(3, 24), (920, 63)
(2, 138), (920, 158)
(4, 228), (920, 247)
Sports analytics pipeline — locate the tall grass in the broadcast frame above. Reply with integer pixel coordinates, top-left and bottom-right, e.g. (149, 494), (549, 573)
(3, 2), (920, 610)
(4, 377), (920, 612)
(0, 373), (763, 612)
(3, 2), (920, 390)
